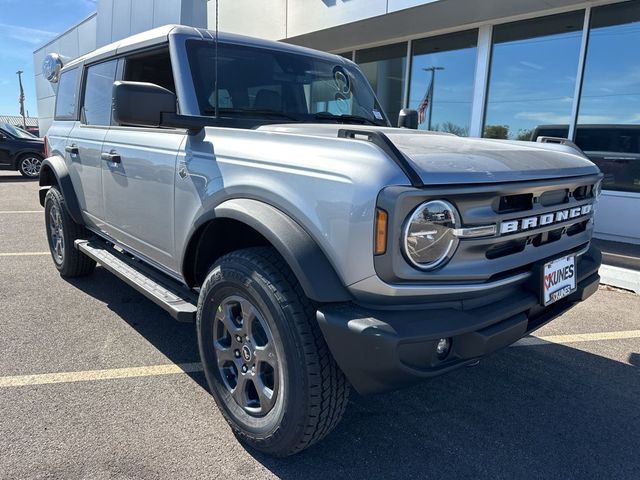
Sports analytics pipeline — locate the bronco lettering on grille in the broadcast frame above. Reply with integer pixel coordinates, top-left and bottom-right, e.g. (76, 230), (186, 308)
(500, 204), (592, 235)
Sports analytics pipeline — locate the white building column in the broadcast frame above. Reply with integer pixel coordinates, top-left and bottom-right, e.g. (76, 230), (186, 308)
(468, 25), (492, 138)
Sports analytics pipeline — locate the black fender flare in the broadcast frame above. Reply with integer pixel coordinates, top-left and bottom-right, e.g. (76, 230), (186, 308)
(197, 198), (352, 303)
(38, 156), (84, 225)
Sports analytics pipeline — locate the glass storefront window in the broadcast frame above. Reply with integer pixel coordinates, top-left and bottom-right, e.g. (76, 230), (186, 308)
(408, 30), (477, 136)
(576, 0), (640, 193)
(484, 11), (584, 140)
(356, 43), (407, 125)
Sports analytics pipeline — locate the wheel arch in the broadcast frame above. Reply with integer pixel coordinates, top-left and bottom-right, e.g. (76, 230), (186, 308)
(182, 199), (351, 303)
(38, 156), (84, 225)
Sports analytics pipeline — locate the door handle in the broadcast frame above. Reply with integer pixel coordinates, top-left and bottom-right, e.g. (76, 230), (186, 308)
(65, 144), (79, 155)
(101, 150), (121, 163)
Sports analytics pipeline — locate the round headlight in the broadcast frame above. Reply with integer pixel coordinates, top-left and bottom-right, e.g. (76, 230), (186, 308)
(403, 200), (459, 270)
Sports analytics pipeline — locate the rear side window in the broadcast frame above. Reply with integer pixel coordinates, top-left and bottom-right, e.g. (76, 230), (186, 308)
(54, 68), (80, 120)
(82, 60), (118, 126)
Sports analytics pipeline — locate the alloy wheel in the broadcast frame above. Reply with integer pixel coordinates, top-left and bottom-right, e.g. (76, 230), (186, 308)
(21, 157), (42, 177)
(48, 204), (64, 263)
(213, 295), (279, 416)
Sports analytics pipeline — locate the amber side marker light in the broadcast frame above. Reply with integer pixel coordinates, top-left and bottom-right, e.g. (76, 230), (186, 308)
(375, 208), (388, 255)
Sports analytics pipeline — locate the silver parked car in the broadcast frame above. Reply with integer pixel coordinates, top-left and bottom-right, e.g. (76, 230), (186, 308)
(39, 25), (602, 456)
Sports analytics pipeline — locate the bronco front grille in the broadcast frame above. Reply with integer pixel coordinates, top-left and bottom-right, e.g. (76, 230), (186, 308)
(374, 174), (602, 284)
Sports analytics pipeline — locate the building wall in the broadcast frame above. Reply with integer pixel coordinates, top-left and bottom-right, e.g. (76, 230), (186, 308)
(32, 14), (97, 135)
(33, 0), (207, 134)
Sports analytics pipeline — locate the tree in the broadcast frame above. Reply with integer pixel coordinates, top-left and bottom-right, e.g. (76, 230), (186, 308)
(436, 121), (469, 137)
(516, 129), (534, 141)
(484, 124), (509, 139)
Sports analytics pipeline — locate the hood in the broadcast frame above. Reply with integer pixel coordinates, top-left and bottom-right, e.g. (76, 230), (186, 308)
(258, 124), (600, 185)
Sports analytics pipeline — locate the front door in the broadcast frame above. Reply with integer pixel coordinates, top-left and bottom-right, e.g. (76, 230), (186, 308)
(66, 59), (118, 227)
(101, 127), (186, 272)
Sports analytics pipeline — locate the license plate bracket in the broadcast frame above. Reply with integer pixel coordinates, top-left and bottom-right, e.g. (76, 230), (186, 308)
(541, 255), (577, 306)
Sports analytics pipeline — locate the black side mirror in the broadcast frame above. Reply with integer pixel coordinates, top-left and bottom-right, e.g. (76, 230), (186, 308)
(113, 81), (177, 127)
(398, 109), (419, 129)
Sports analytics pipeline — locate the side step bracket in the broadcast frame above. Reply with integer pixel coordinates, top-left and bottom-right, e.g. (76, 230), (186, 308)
(75, 239), (197, 322)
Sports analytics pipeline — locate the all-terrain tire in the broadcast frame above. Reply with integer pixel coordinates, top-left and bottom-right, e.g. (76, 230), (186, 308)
(44, 186), (96, 277)
(196, 247), (349, 456)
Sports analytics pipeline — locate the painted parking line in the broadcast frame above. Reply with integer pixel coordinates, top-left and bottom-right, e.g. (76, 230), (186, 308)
(0, 363), (204, 388)
(0, 210), (41, 214)
(0, 329), (638, 388)
(0, 252), (50, 257)
(513, 329), (640, 347)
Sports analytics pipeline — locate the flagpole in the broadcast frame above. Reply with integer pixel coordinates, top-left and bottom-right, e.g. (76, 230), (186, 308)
(422, 67), (444, 131)
(16, 70), (26, 130)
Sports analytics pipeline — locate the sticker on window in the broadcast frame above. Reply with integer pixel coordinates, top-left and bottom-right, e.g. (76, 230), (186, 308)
(373, 110), (383, 120)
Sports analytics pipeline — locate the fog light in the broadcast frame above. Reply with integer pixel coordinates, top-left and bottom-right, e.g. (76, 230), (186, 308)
(436, 338), (451, 359)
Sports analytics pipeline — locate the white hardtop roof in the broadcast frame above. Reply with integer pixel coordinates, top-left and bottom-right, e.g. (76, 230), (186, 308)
(63, 24), (346, 70)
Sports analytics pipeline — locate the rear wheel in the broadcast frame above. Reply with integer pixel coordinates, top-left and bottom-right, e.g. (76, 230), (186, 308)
(197, 247), (349, 456)
(18, 154), (43, 178)
(44, 186), (96, 277)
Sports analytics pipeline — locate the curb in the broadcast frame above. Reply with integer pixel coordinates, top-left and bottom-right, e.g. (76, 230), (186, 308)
(599, 264), (640, 294)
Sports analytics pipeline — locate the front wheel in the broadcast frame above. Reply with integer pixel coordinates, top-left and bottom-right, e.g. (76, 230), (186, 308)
(197, 247), (349, 456)
(18, 154), (43, 178)
(44, 186), (96, 277)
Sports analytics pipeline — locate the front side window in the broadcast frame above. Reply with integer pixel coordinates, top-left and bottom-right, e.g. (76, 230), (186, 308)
(187, 41), (388, 126)
(484, 11), (584, 140)
(54, 67), (80, 120)
(82, 60), (118, 126)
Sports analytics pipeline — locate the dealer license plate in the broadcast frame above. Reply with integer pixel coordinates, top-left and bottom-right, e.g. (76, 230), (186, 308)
(542, 255), (577, 306)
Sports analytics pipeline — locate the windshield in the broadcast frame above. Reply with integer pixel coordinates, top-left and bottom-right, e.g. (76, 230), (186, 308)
(1, 123), (37, 139)
(187, 41), (389, 126)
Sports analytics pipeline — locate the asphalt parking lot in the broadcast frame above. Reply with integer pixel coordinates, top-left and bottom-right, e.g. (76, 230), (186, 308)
(1, 170), (639, 479)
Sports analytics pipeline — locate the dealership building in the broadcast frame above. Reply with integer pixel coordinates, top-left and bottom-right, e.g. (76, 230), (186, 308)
(33, 0), (640, 244)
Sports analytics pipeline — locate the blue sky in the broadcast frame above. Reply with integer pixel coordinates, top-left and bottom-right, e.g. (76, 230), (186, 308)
(0, 0), (96, 117)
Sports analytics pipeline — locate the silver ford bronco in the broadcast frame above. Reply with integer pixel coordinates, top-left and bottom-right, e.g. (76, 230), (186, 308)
(40, 25), (602, 456)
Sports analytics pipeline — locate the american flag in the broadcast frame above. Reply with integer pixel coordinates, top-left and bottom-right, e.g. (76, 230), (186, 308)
(416, 79), (433, 125)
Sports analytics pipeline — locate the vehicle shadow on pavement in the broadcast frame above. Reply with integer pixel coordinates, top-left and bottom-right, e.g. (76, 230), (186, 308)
(0, 174), (36, 183)
(64, 266), (208, 389)
(253, 345), (640, 479)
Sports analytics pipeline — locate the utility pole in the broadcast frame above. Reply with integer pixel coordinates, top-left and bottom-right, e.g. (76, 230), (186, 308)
(422, 67), (444, 131)
(16, 70), (26, 129)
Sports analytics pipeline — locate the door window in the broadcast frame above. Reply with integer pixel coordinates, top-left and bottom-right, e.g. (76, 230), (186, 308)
(82, 60), (118, 126)
(54, 67), (80, 120)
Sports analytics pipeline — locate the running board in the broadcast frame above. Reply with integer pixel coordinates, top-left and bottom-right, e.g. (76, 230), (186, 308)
(75, 239), (197, 322)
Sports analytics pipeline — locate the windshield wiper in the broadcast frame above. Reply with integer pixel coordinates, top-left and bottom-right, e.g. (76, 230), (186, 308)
(204, 108), (301, 121)
(312, 112), (382, 126)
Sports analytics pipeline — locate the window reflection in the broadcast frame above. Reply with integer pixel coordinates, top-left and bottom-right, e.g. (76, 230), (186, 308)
(408, 30), (477, 135)
(356, 43), (407, 125)
(576, 0), (640, 193)
(484, 11), (584, 140)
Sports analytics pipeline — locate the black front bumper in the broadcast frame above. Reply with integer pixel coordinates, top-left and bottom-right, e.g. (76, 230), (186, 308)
(317, 247), (601, 395)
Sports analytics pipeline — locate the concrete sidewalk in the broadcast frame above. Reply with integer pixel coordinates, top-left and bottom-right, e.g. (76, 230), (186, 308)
(593, 238), (640, 293)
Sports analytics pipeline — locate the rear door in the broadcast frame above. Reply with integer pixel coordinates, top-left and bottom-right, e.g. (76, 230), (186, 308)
(101, 48), (185, 273)
(67, 59), (118, 227)
(0, 129), (12, 166)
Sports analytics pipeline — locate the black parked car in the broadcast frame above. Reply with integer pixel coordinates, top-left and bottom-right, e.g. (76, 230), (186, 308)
(0, 123), (45, 178)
